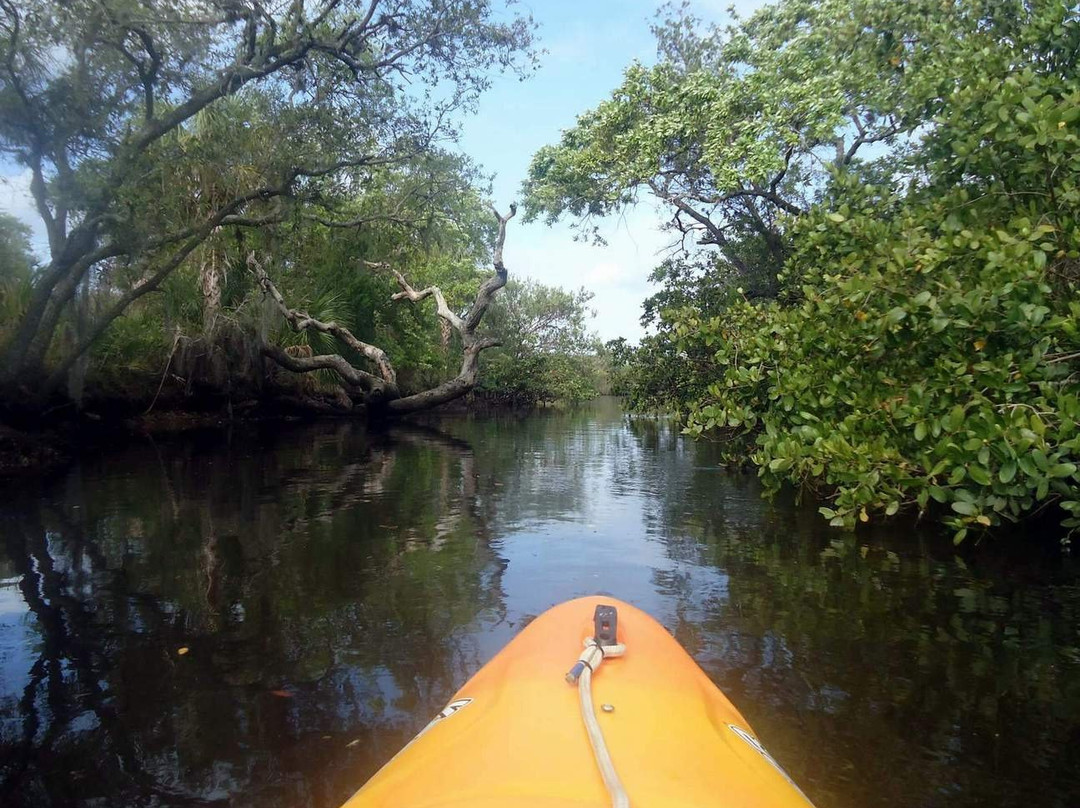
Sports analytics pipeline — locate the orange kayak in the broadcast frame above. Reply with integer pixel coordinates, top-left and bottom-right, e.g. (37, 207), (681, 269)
(342, 596), (814, 807)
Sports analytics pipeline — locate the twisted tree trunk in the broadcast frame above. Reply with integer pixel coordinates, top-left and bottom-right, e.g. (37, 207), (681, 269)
(255, 204), (516, 416)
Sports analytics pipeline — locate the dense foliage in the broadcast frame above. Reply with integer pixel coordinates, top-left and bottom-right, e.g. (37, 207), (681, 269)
(0, 0), (541, 413)
(476, 280), (604, 406)
(0, 214), (34, 337)
(527, 0), (1080, 539)
(83, 149), (503, 402)
(522, 0), (990, 294)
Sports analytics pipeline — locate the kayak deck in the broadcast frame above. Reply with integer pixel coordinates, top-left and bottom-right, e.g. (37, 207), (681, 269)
(342, 596), (813, 807)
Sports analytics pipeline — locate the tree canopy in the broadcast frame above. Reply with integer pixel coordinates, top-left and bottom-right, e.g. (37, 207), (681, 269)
(0, 0), (536, 411)
(475, 279), (604, 406)
(522, 0), (1052, 295)
(526, 0), (1080, 540)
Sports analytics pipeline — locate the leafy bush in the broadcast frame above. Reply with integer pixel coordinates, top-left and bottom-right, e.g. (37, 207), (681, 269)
(677, 45), (1080, 539)
(474, 278), (603, 406)
(476, 352), (601, 407)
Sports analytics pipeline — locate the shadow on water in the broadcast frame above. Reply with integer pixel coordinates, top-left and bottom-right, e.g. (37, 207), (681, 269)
(1, 397), (1079, 807)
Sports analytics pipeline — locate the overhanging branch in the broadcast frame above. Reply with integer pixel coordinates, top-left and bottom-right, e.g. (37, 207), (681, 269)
(260, 343), (386, 393)
(249, 254), (399, 393)
(385, 204), (515, 414)
(204, 205), (516, 416)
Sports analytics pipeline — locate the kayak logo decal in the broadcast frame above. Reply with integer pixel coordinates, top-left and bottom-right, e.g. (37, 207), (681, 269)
(403, 698), (474, 750)
(727, 724), (814, 804)
(437, 698), (473, 720)
(418, 698), (472, 736)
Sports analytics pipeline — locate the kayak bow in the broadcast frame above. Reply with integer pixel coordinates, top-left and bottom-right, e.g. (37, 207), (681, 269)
(342, 596), (814, 807)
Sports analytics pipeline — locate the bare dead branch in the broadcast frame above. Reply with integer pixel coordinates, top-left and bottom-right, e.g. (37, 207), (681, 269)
(390, 272), (466, 333)
(384, 205), (515, 413)
(149, 200), (518, 417)
(249, 254), (399, 391)
(260, 343), (384, 393)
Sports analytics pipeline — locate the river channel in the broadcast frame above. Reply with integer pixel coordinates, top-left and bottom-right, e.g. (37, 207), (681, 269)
(1, 398), (1078, 807)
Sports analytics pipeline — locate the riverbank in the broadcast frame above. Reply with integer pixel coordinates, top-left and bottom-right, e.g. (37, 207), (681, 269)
(0, 412), (238, 477)
(0, 391), (605, 476)
(0, 381), (339, 475)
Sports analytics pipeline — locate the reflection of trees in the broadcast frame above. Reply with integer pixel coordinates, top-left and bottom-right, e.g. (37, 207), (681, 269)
(427, 398), (659, 529)
(3, 403), (1078, 808)
(692, 534), (1080, 808)
(0, 422), (506, 807)
(622, 419), (1080, 808)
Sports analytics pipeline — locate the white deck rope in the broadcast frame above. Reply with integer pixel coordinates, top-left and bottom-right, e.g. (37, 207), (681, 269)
(570, 639), (630, 808)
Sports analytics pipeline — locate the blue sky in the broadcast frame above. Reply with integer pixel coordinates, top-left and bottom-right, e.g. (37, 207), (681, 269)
(0, 0), (767, 343)
(456, 0), (766, 341)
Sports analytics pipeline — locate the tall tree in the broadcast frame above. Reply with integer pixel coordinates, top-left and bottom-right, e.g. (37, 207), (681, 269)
(0, 0), (534, 401)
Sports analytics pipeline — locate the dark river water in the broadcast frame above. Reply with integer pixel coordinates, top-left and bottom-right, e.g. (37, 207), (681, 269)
(1, 398), (1079, 808)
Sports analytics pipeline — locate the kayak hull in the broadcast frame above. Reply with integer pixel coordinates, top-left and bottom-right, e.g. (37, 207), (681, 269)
(342, 596), (814, 807)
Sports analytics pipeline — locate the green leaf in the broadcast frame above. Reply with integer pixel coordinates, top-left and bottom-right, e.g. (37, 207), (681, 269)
(951, 501), (978, 516)
(948, 405), (965, 431)
(998, 460), (1017, 483)
(885, 307), (907, 325)
(1018, 456), (1039, 477)
(768, 457), (793, 472)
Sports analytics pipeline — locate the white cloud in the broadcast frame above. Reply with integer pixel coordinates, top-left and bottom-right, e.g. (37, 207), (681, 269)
(583, 260), (624, 287)
(504, 203), (672, 342)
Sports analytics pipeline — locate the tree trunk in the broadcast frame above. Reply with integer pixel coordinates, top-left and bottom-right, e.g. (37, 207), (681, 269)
(257, 205), (517, 417)
(201, 252), (223, 334)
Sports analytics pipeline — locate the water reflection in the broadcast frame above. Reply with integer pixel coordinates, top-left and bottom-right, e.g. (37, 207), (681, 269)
(1, 399), (1078, 807)
(0, 423), (506, 806)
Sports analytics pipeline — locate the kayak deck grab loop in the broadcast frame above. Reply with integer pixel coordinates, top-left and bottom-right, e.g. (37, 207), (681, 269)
(566, 604), (630, 808)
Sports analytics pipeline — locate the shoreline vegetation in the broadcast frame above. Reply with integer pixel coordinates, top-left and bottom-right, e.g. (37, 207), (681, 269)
(525, 1), (1080, 543)
(3, 0), (1080, 542)
(0, 391), (617, 476)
